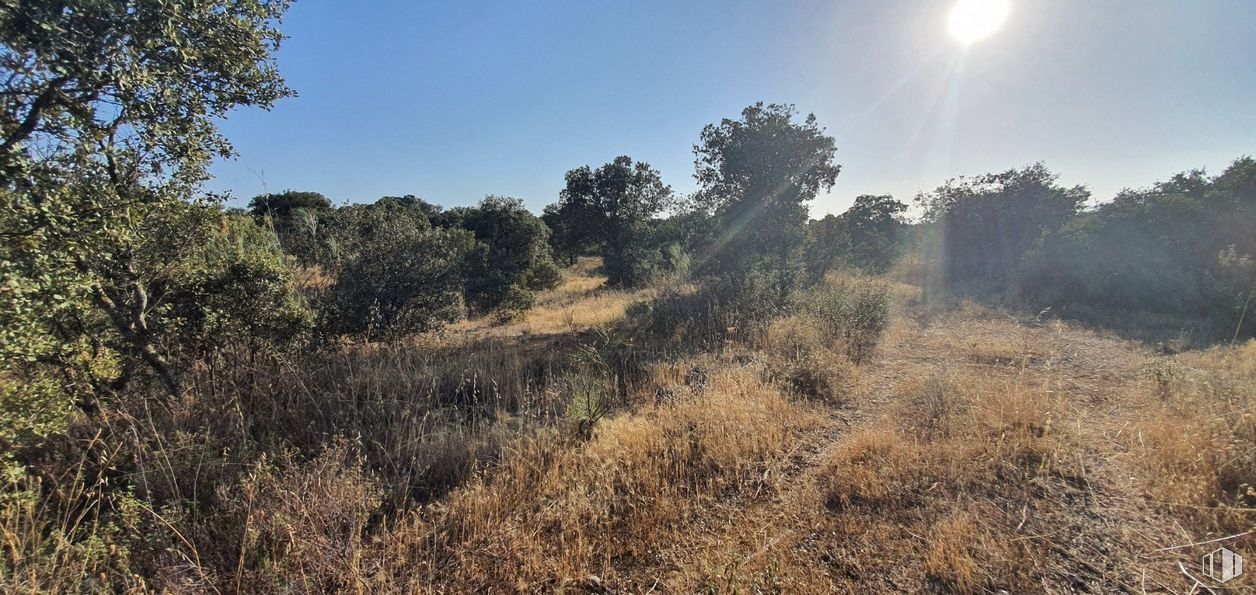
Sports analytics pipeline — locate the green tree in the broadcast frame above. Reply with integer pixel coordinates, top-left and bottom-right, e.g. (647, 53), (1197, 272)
(553, 156), (673, 287)
(844, 194), (907, 273)
(377, 194), (443, 222)
(248, 190), (333, 219)
(0, 0), (293, 417)
(324, 204), (474, 339)
(457, 196), (561, 315)
(542, 202), (591, 265)
(1023, 157), (1256, 340)
(129, 204), (313, 383)
(693, 103), (839, 300)
(917, 163), (1087, 297)
(248, 190), (333, 264)
(803, 214), (851, 281)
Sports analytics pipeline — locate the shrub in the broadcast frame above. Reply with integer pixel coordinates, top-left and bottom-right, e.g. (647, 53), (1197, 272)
(915, 163), (1086, 298)
(247, 190), (334, 265)
(561, 371), (610, 438)
(492, 284), (537, 323)
(525, 258), (563, 292)
(634, 271), (788, 350)
(457, 196), (562, 315)
(157, 208), (315, 359)
(797, 277), (890, 363)
(325, 207), (474, 339)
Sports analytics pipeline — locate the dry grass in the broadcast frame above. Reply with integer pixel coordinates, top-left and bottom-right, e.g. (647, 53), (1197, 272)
(8, 259), (1255, 593)
(378, 362), (825, 592)
(1127, 340), (1256, 534)
(452, 257), (651, 338)
(813, 367), (1071, 592)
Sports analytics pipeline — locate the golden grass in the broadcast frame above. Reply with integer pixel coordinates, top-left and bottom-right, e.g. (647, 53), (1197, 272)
(923, 510), (1018, 594)
(451, 257), (651, 338)
(1127, 339), (1256, 533)
(368, 362), (825, 592)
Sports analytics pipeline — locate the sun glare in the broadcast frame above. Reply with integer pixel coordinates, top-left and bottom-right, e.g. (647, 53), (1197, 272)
(947, 0), (1010, 45)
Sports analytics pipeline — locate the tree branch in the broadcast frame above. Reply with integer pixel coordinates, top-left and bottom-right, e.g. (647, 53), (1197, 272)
(1, 75), (70, 154)
(91, 281), (180, 400)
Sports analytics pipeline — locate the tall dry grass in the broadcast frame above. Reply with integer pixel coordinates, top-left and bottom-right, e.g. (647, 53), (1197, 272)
(373, 363), (824, 592)
(813, 316), (1085, 593)
(2, 259), (885, 593)
(1129, 339), (1256, 535)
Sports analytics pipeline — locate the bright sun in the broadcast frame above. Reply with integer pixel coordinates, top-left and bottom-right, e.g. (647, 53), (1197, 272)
(947, 0), (1010, 45)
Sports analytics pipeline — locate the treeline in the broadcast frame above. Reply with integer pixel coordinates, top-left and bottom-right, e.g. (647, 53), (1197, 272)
(248, 192), (562, 334)
(909, 159), (1256, 343)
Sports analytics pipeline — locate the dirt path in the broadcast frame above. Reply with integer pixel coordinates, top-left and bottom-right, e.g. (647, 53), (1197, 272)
(632, 295), (1208, 592)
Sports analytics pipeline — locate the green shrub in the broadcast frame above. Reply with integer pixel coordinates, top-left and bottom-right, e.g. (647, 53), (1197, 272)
(562, 371), (610, 439)
(457, 196), (562, 315)
(525, 258), (564, 291)
(157, 209), (315, 358)
(325, 208), (474, 339)
(797, 277), (890, 364)
(493, 285), (537, 323)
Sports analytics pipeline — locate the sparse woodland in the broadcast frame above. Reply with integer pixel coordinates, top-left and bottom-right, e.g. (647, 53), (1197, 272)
(1, 2), (1253, 593)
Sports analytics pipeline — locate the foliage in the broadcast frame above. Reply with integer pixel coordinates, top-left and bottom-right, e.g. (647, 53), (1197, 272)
(155, 206), (314, 359)
(804, 194), (906, 279)
(652, 204), (716, 264)
(324, 204), (474, 339)
(1023, 157), (1256, 340)
(456, 196), (562, 315)
(550, 156), (673, 287)
(916, 163), (1087, 297)
(802, 214), (851, 281)
(541, 202), (588, 265)
(796, 277), (891, 364)
(377, 194), (444, 221)
(0, 0), (293, 438)
(693, 102), (840, 303)
(248, 190), (333, 219)
(910, 157), (1256, 342)
(844, 194), (907, 273)
(247, 190), (334, 264)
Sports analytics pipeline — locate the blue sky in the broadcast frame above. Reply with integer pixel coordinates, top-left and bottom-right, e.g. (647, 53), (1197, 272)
(209, 0), (1256, 217)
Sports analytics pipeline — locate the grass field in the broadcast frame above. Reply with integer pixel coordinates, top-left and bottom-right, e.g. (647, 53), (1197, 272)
(3, 261), (1252, 593)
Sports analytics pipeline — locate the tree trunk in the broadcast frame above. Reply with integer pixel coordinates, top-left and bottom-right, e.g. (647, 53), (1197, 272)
(91, 281), (180, 400)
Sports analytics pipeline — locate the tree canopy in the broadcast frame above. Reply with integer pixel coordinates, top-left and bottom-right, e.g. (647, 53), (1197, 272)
(552, 156), (673, 287)
(693, 102), (839, 299)
(0, 0), (296, 459)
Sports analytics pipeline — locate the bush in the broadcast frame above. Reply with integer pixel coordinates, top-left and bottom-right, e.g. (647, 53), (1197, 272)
(492, 284), (537, 323)
(525, 258), (563, 292)
(634, 269), (791, 350)
(247, 190), (334, 265)
(156, 208), (315, 359)
(916, 163), (1086, 298)
(561, 370), (611, 439)
(457, 196), (562, 316)
(325, 207), (474, 339)
(797, 277), (891, 364)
